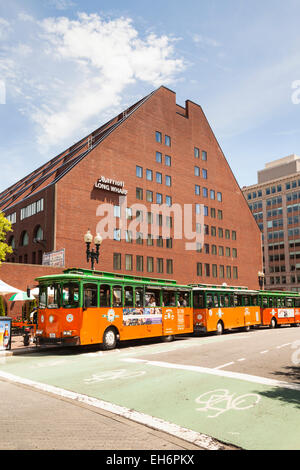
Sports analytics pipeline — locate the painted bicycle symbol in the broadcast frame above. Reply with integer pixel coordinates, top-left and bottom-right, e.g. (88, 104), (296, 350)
(195, 389), (261, 418)
(84, 369), (146, 384)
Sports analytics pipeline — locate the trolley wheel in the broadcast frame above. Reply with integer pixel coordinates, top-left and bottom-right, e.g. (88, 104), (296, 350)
(270, 317), (277, 329)
(216, 321), (224, 336)
(244, 325), (251, 332)
(102, 327), (117, 350)
(162, 335), (174, 343)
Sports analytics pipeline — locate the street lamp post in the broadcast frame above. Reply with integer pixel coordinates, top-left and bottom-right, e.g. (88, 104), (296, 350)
(84, 229), (102, 270)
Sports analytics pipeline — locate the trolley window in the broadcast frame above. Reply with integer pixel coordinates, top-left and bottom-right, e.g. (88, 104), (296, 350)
(193, 291), (204, 308)
(178, 291), (189, 307)
(206, 293), (213, 309)
(146, 289), (161, 307)
(100, 284), (110, 307)
(135, 287), (144, 307)
(39, 285), (47, 309)
(83, 283), (98, 308)
(124, 286), (134, 307)
(62, 283), (79, 308)
(286, 297), (294, 307)
(113, 285), (123, 307)
(163, 290), (176, 307)
(234, 294), (241, 307)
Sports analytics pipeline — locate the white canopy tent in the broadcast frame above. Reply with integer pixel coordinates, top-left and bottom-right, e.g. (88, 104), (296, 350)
(0, 280), (23, 296)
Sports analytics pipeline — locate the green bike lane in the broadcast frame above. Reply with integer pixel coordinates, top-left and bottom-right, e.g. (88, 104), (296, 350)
(0, 335), (300, 450)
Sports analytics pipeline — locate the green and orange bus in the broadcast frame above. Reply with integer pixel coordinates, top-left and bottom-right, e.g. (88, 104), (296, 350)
(35, 268), (193, 349)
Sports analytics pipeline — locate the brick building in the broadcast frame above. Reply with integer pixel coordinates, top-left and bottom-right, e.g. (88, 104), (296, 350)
(243, 154), (300, 292)
(0, 86), (262, 293)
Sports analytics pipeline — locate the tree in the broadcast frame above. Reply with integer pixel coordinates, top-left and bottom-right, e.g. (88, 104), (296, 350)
(0, 296), (6, 316)
(0, 211), (12, 265)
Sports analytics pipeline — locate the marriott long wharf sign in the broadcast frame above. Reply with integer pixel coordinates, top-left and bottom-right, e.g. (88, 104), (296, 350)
(95, 176), (128, 195)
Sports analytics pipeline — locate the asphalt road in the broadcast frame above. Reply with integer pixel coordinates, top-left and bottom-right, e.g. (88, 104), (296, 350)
(0, 325), (299, 450)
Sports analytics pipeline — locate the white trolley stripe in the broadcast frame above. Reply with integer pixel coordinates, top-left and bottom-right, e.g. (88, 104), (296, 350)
(123, 358), (300, 392)
(0, 369), (224, 451)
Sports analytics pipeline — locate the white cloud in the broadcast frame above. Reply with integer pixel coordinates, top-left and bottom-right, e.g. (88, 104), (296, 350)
(1, 12), (185, 151)
(193, 34), (221, 48)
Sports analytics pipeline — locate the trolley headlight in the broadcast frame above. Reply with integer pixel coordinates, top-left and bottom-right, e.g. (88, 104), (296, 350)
(36, 330), (43, 335)
(63, 330), (73, 336)
(49, 315), (54, 324)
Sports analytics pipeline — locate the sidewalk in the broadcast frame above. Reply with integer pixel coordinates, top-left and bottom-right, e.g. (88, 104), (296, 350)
(1, 335), (40, 356)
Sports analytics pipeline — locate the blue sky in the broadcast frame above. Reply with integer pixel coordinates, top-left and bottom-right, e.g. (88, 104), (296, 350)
(1, 0), (300, 192)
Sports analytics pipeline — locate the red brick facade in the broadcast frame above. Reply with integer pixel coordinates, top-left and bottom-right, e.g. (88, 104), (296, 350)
(0, 86), (262, 295)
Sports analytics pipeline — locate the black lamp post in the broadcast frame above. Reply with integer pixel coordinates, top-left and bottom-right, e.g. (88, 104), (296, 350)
(84, 229), (102, 270)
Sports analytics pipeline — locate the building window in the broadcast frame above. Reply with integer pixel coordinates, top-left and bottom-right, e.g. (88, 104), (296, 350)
(212, 244), (217, 255)
(114, 229), (121, 241)
(34, 226), (43, 242)
(226, 266), (231, 279)
(211, 226), (216, 236)
(212, 264), (218, 278)
(210, 190), (215, 200)
(136, 255), (143, 272)
(225, 229), (230, 239)
(194, 147), (199, 158)
(232, 248), (237, 258)
(202, 151), (207, 161)
(166, 216), (172, 227)
(203, 187), (208, 198)
(136, 166), (143, 178)
(147, 234), (154, 246)
(147, 212), (153, 224)
(218, 228), (223, 238)
(113, 253), (121, 270)
(21, 231), (29, 247)
(166, 238), (173, 249)
(156, 131), (162, 143)
(166, 195), (172, 206)
(166, 259), (173, 274)
(165, 135), (171, 146)
(165, 175), (171, 187)
(147, 256), (154, 273)
(218, 246), (224, 256)
(136, 187), (143, 200)
(156, 172), (162, 184)
(202, 169), (207, 179)
(195, 185), (200, 195)
(232, 230), (236, 240)
(195, 204), (201, 215)
(156, 151), (162, 163)
(219, 265), (224, 278)
(217, 192), (222, 202)
(114, 205), (120, 218)
(146, 169), (153, 181)
(157, 258), (164, 273)
(146, 190), (153, 202)
(194, 166), (200, 176)
(125, 254), (133, 271)
(197, 262), (202, 276)
(156, 193), (162, 204)
(233, 267), (238, 279)
(211, 208), (216, 218)
(204, 264), (210, 277)
(165, 155), (171, 166)
(136, 232), (143, 245)
(218, 210), (223, 220)
(226, 247), (231, 257)
(6, 212), (16, 224)
(156, 214), (163, 226)
(157, 236), (163, 248)
(125, 230), (132, 243)
(126, 208), (132, 220)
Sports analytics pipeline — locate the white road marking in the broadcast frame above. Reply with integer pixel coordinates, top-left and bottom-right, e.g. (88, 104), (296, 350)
(260, 350), (269, 354)
(237, 358), (246, 362)
(123, 358), (300, 392)
(276, 343), (291, 349)
(214, 362), (235, 370)
(0, 370), (223, 451)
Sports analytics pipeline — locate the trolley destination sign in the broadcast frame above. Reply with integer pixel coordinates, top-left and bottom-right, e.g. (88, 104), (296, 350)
(94, 176), (128, 195)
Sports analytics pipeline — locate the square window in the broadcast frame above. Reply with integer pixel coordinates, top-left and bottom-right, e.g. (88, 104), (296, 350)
(136, 187), (143, 200)
(165, 155), (171, 166)
(156, 151), (162, 163)
(166, 175), (172, 186)
(146, 169), (153, 181)
(156, 131), (162, 143)
(166, 195), (172, 206)
(136, 166), (143, 178)
(165, 135), (171, 146)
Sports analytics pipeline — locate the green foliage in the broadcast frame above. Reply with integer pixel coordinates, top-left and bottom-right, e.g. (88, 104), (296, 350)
(0, 296), (6, 316)
(0, 211), (12, 265)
